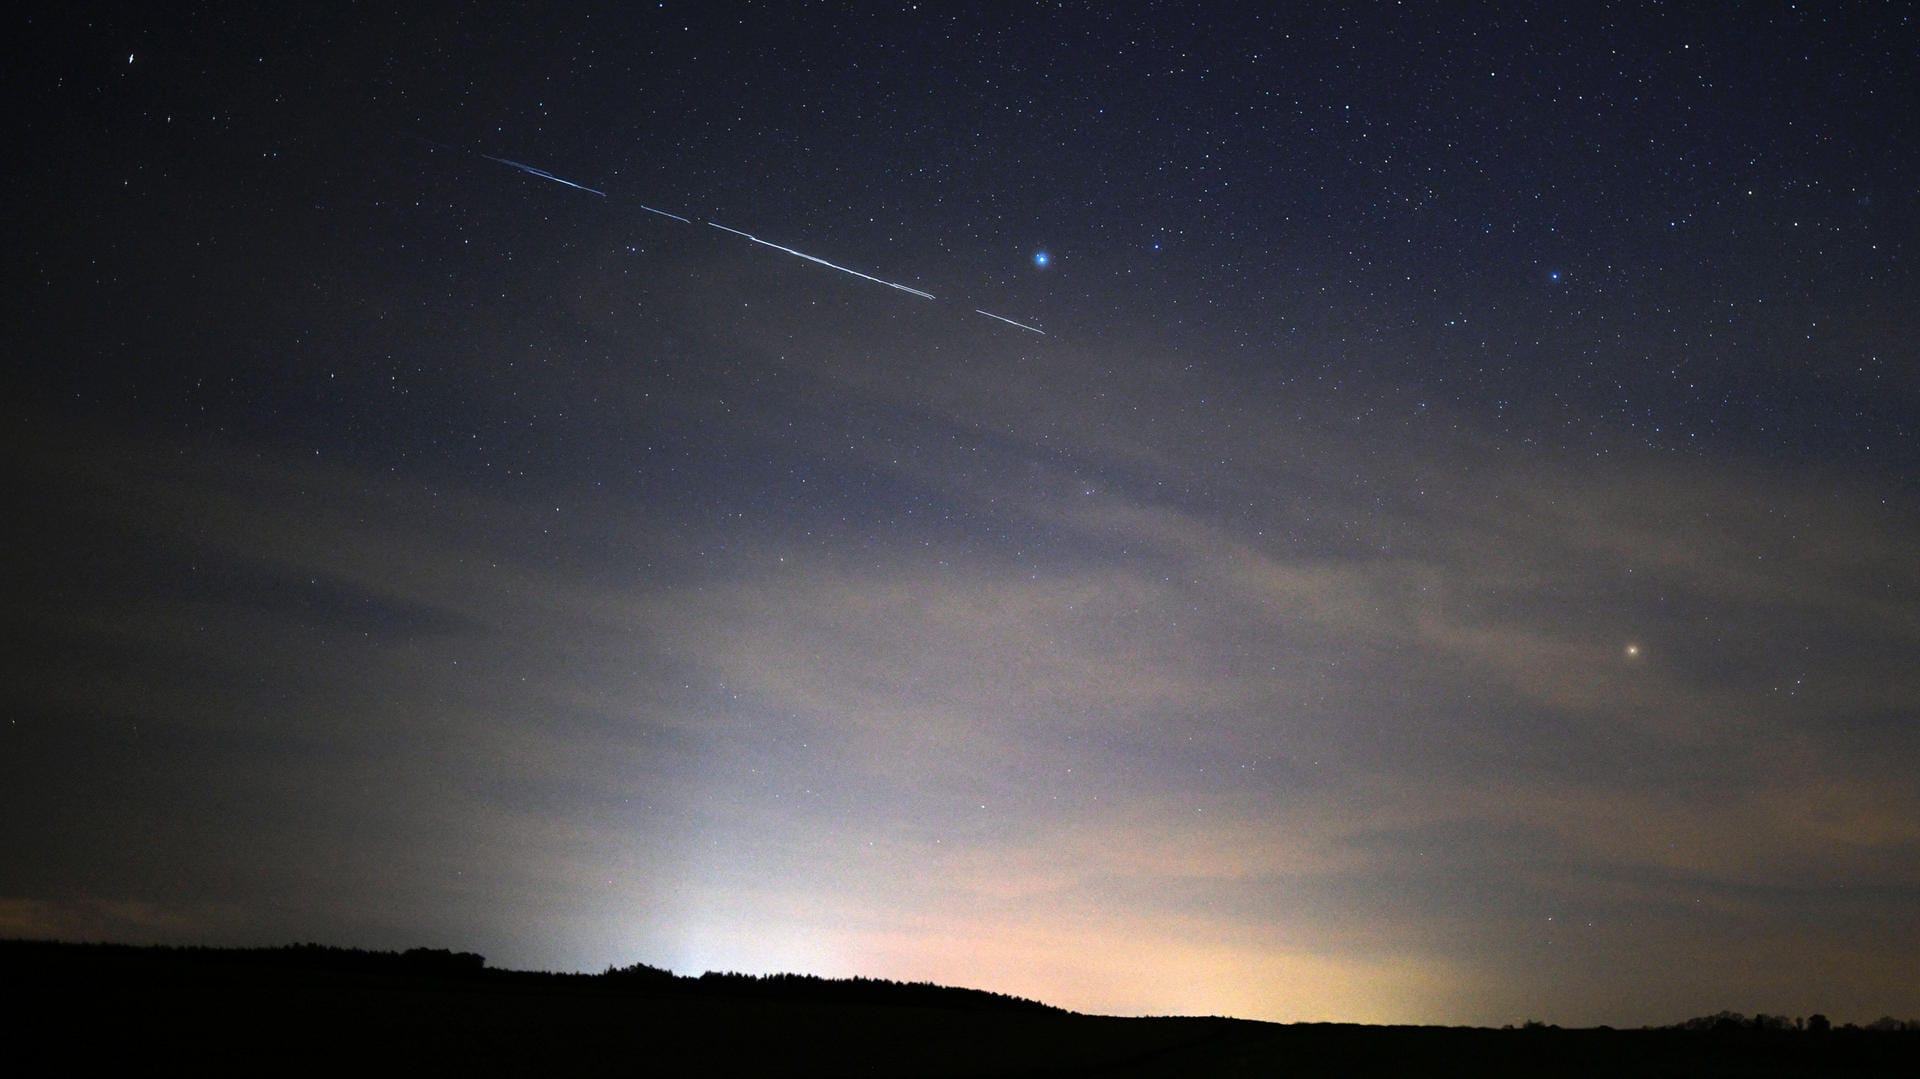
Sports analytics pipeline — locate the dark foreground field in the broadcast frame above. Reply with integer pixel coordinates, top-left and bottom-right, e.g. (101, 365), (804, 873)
(4, 941), (1913, 1076)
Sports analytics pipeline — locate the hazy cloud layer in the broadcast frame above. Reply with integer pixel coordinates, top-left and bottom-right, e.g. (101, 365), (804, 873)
(12, 310), (1916, 1024)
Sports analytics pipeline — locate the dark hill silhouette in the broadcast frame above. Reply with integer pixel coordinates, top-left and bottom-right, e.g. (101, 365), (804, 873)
(4, 938), (1915, 1076)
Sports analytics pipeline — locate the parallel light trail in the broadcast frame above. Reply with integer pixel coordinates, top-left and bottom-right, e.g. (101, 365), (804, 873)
(974, 309), (1046, 335)
(463, 146), (1046, 333)
(707, 222), (936, 300)
(481, 154), (608, 197)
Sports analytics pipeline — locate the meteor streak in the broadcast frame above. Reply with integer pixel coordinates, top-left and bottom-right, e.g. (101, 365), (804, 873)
(481, 154), (607, 197)
(443, 144), (1047, 333)
(974, 309), (1046, 335)
(707, 222), (935, 300)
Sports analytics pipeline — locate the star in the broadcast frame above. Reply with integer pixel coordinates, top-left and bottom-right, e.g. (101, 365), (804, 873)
(1033, 250), (1050, 268)
(1624, 643), (1641, 658)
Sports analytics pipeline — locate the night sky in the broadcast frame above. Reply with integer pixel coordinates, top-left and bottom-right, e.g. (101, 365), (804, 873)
(8, 3), (1918, 1027)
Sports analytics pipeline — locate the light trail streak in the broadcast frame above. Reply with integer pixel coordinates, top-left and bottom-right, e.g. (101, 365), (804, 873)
(974, 309), (1046, 335)
(706, 222), (935, 300)
(481, 154), (607, 197)
(450, 144), (1049, 333)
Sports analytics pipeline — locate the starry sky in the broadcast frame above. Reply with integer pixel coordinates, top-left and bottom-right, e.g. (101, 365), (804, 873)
(7, 3), (1918, 1027)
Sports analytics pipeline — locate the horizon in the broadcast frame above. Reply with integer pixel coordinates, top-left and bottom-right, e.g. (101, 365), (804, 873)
(10, 936), (1914, 1032)
(8, 4), (1918, 1030)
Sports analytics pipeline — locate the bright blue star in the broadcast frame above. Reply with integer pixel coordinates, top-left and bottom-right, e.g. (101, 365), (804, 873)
(1033, 251), (1050, 268)
(1549, 270), (1562, 282)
